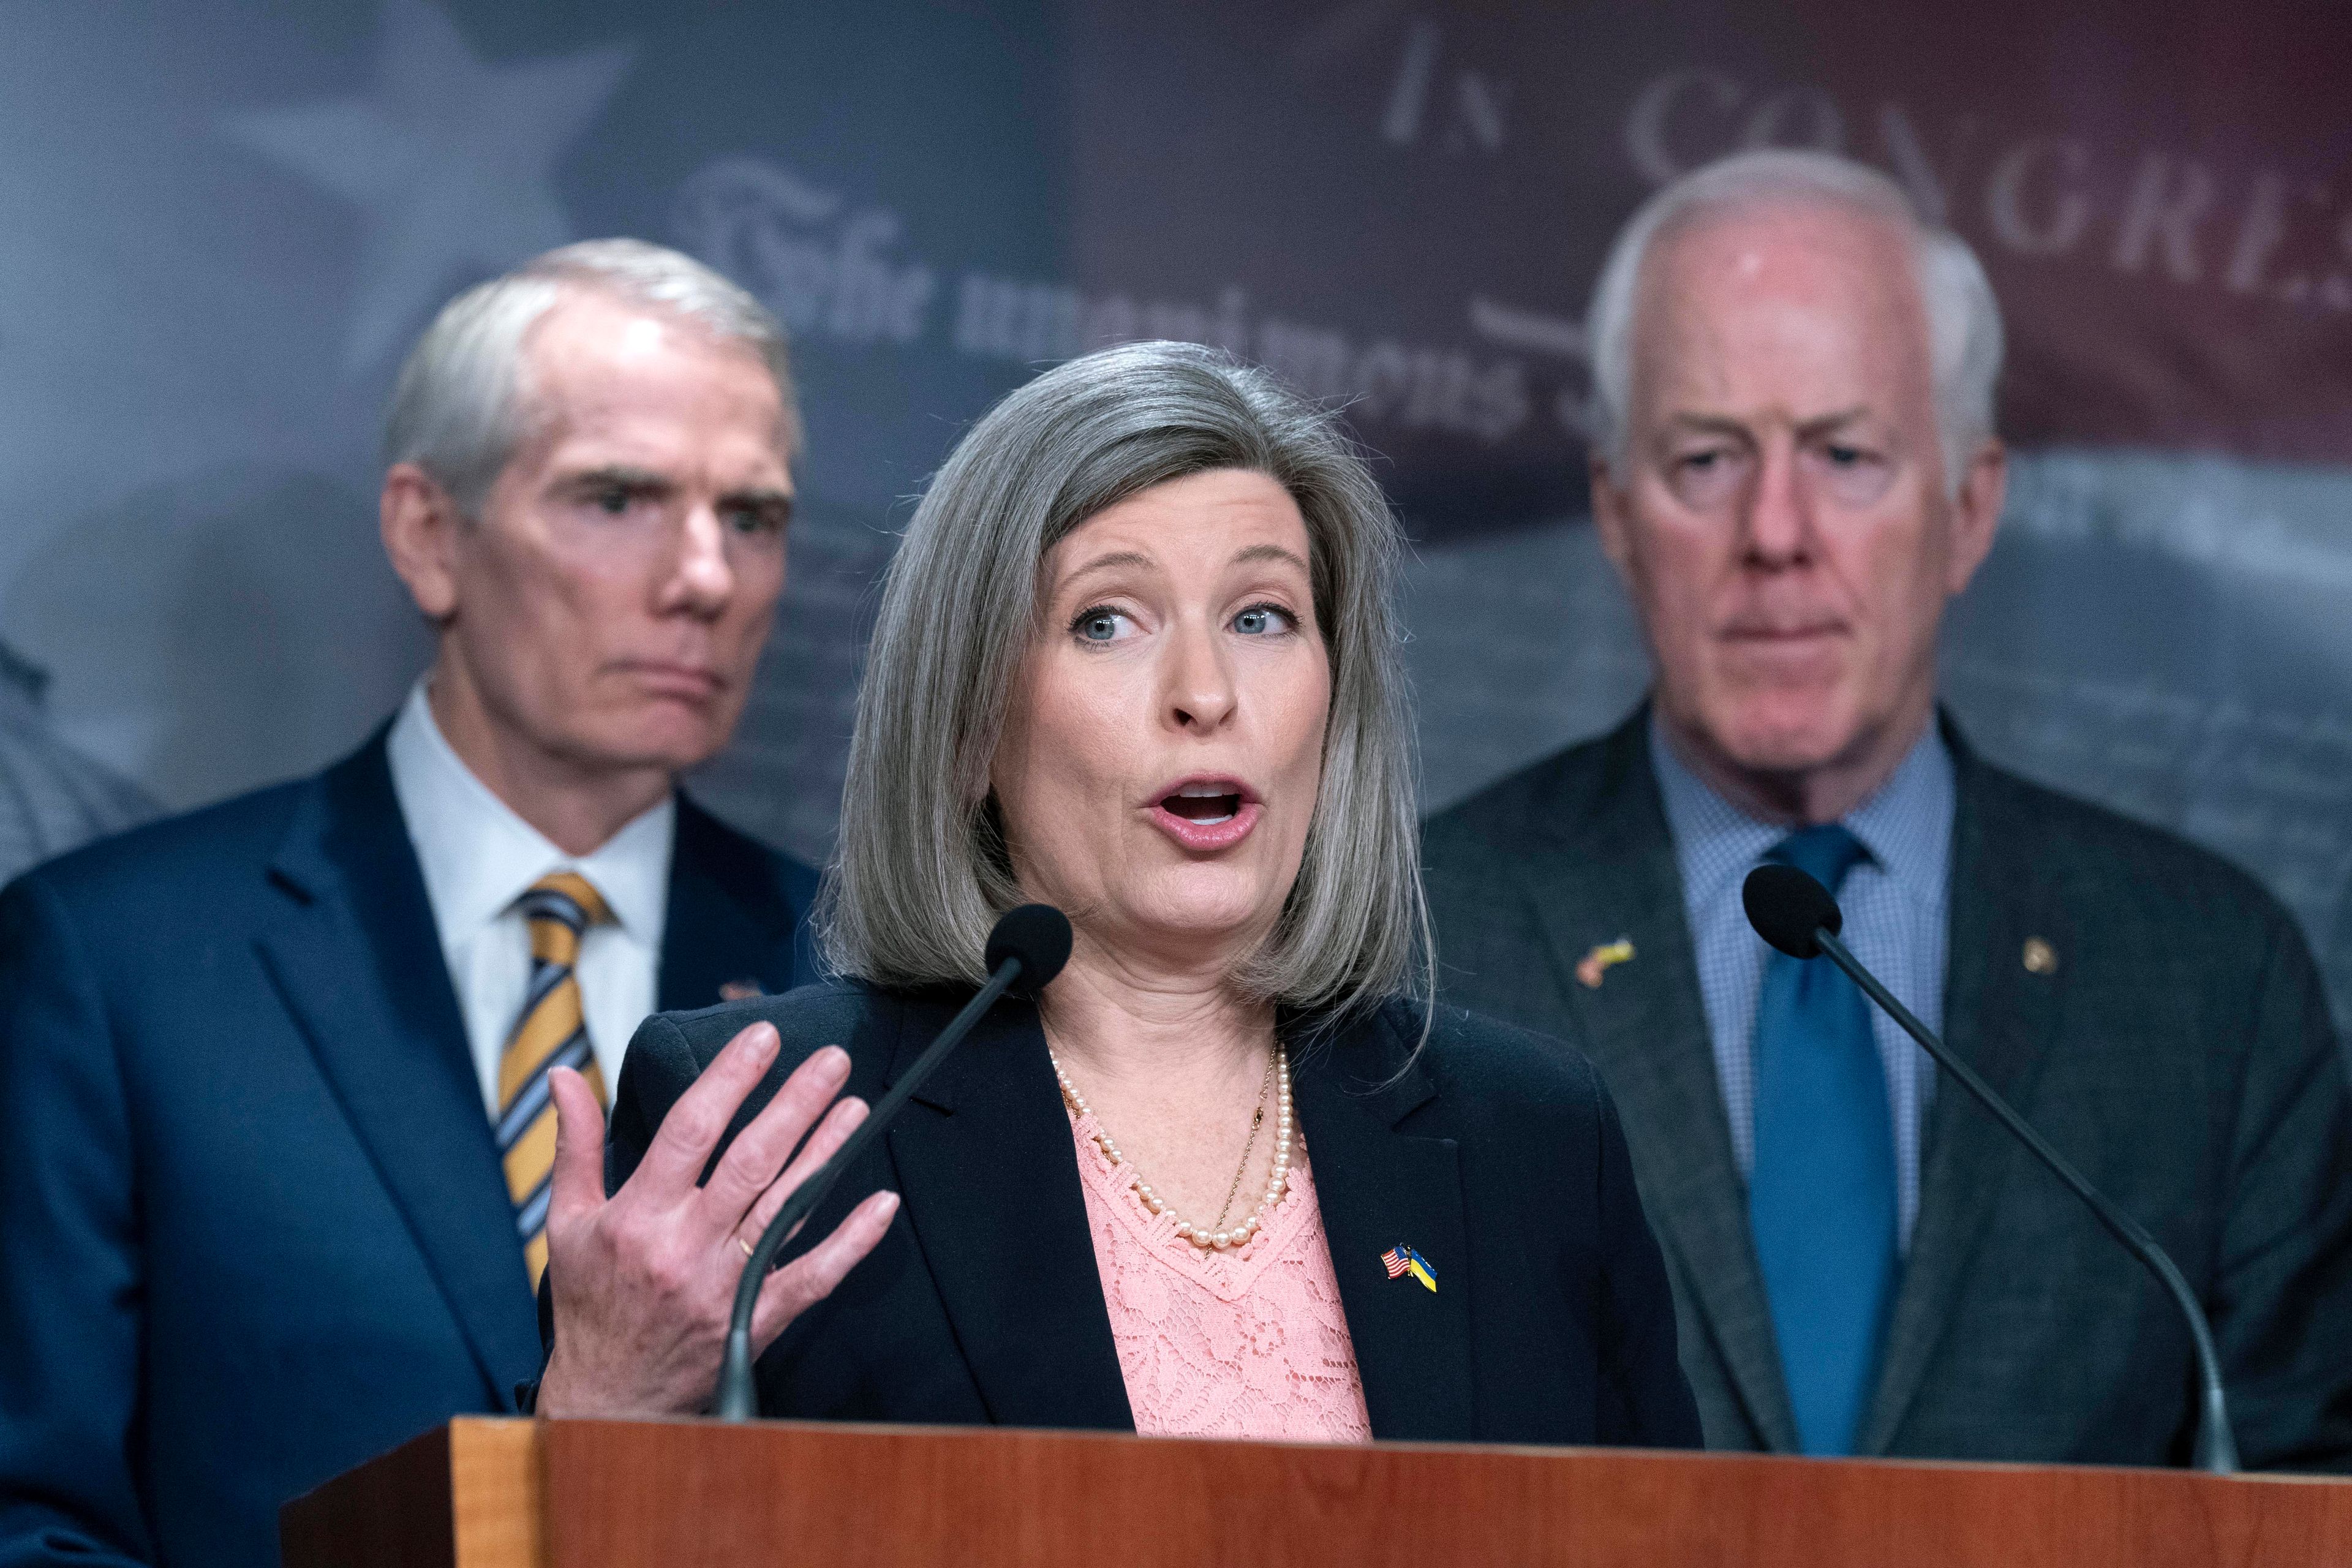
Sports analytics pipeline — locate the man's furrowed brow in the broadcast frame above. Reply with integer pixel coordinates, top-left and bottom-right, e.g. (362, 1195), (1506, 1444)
(1656, 405), (1874, 439)
(1794, 405), (1875, 439)
(560, 464), (674, 494)
(721, 484), (796, 511)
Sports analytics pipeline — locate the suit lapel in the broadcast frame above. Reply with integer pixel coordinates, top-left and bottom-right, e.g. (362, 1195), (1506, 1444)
(1293, 1007), (1476, 1441)
(881, 994), (1134, 1431)
(658, 795), (813, 1012)
(1859, 741), (2067, 1453)
(1517, 715), (1800, 1451)
(253, 736), (542, 1403)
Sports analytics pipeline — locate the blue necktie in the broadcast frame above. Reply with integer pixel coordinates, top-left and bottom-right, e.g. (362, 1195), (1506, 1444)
(1748, 824), (1896, 1455)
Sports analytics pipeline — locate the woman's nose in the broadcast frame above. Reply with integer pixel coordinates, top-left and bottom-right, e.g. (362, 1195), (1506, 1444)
(1162, 619), (1238, 731)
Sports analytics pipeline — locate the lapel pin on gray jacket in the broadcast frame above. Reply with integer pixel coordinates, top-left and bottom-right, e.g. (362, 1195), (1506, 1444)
(1575, 938), (1635, 989)
(718, 978), (764, 1002)
(1743, 861), (2237, 1472)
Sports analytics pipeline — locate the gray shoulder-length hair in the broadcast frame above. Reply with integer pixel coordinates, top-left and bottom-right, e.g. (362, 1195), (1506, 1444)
(818, 339), (1430, 1019)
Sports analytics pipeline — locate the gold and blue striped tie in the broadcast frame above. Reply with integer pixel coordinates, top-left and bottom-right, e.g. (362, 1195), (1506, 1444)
(497, 871), (611, 1287)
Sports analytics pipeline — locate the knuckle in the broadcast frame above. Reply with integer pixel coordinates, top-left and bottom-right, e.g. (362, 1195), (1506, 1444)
(669, 1101), (725, 1148)
(646, 1251), (696, 1300)
(718, 1127), (779, 1180)
(603, 1205), (649, 1250)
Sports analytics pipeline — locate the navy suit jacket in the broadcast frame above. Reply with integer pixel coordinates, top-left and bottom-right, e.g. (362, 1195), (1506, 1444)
(0, 730), (818, 1568)
(588, 982), (1703, 1447)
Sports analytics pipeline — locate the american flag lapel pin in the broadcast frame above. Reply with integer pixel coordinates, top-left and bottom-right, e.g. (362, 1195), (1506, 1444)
(1381, 1244), (1437, 1292)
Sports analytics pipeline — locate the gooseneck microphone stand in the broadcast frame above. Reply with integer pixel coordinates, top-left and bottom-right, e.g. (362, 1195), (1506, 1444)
(1743, 863), (2236, 1474)
(714, 905), (1072, 1422)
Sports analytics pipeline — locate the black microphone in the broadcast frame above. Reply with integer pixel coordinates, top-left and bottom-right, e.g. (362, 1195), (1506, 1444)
(712, 903), (1074, 1421)
(1741, 863), (2237, 1472)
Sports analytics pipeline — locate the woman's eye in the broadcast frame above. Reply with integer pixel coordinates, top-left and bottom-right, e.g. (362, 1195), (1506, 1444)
(1073, 608), (1133, 643)
(1232, 604), (1295, 636)
(594, 488), (631, 515)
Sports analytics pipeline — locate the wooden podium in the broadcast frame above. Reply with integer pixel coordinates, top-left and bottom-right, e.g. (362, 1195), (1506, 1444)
(282, 1417), (2352, 1567)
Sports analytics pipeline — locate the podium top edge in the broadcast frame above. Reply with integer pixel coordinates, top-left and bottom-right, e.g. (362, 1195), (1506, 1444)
(443, 1417), (2350, 1488)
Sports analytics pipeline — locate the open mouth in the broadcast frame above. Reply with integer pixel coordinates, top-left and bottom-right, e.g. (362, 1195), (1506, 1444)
(1161, 785), (1244, 825)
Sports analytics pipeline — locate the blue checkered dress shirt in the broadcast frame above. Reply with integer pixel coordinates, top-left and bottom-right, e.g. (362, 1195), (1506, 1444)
(1649, 717), (1954, 1249)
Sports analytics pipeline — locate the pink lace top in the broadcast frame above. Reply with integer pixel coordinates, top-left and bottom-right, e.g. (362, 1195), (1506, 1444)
(1066, 1109), (1372, 1442)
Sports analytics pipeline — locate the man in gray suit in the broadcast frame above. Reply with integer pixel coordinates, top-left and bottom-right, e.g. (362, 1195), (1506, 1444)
(1423, 149), (2352, 1468)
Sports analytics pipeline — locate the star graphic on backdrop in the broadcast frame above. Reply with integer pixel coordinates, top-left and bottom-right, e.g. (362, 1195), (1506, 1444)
(223, 0), (634, 371)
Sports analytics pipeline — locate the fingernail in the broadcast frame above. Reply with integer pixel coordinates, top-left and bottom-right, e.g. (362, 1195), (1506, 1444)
(748, 1024), (780, 1058)
(878, 1191), (901, 1220)
(818, 1045), (850, 1079)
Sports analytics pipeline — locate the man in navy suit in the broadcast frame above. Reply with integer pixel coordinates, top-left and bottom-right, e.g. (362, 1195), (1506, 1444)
(0, 239), (821, 1567)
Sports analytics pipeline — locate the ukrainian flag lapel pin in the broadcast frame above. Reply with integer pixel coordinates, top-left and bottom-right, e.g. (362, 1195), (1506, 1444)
(1577, 938), (1635, 989)
(1381, 1244), (1438, 1292)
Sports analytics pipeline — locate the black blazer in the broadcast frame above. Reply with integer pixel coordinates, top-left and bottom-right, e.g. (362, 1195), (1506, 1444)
(1422, 706), (2352, 1468)
(599, 982), (1703, 1447)
(0, 729), (819, 1568)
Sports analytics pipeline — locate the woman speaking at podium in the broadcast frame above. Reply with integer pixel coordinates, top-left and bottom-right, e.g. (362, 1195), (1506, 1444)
(534, 341), (1700, 1447)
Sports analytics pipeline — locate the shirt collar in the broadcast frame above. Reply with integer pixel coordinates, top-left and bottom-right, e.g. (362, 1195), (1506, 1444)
(1648, 708), (1954, 911)
(1842, 723), (1955, 906)
(385, 680), (674, 947)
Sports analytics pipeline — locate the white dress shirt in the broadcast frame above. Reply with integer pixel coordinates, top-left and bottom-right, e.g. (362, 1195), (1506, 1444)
(385, 682), (673, 1116)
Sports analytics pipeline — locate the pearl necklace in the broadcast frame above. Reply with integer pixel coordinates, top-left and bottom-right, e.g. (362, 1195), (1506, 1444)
(1050, 1046), (1293, 1251)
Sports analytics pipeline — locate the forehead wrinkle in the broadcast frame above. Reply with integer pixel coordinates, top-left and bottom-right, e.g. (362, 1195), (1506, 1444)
(1232, 543), (1311, 573)
(1635, 223), (1932, 452)
(1640, 206), (1925, 358)
(1059, 548), (1157, 587)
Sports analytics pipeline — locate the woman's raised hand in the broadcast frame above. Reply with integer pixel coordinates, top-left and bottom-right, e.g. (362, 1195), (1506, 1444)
(534, 1024), (900, 1417)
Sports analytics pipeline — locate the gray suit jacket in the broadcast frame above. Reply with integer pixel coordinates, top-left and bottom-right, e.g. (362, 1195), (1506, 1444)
(1422, 706), (2352, 1468)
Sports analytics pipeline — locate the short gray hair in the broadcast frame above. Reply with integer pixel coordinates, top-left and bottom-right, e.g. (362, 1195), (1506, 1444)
(382, 238), (799, 514)
(1586, 149), (2004, 496)
(820, 340), (1429, 1020)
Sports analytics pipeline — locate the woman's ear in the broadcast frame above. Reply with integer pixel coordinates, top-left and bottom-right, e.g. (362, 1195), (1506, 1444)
(973, 791), (1015, 872)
